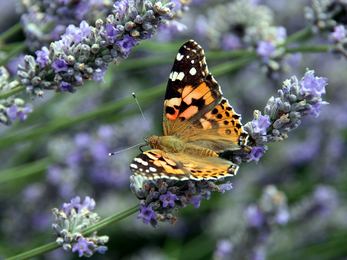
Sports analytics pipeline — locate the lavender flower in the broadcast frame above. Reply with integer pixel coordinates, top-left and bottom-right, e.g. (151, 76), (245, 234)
(17, 0), (176, 98)
(251, 115), (271, 135)
(203, 0), (294, 77)
(244, 204), (265, 228)
(130, 175), (229, 227)
(189, 193), (210, 210)
(137, 205), (157, 224)
(246, 147), (265, 163)
(72, 237), (94, 257)
(332, 25), (346, 42)
(19, 0), (114, 52)
(256, 41), (276, 59)
(160, 191), (178, 208)
(0, 67), (32, 125)
(239, 69), (328, 163)
(52, 196), (109, 257)
(214, 239), (233, 260)
(305, 1), (347, 56)
(204, 0), (279, 50)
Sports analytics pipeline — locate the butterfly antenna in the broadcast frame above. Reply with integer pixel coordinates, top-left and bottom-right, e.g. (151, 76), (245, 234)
(109, 142), (147, 156)
(132, 92), (153, 136)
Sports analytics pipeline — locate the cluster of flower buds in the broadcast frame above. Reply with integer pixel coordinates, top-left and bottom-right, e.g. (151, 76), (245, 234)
(17, 0), (176, 98)
(130, 175), (232, 227)
(0, 66), (32, 125)
(52, 196), (109, 257)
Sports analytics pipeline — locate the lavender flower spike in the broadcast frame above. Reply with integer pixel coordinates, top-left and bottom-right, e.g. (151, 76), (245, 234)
(17, 0), (176, 98)
(52, 196), (109, 257)
(241, 69), (328, 163)
(130, 174), (230, 227)
(0, 67), (32, 125)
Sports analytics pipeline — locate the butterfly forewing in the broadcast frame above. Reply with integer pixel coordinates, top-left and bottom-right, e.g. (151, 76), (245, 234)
(162, 40), (222, 136)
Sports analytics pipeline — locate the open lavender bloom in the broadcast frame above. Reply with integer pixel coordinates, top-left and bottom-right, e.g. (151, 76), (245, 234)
(17, 0), (176, 97)
(0, 67), (32, 125)
(238, 69), (328, 163)
(52, 196), (109, 257)
(130, 175), (230, 227)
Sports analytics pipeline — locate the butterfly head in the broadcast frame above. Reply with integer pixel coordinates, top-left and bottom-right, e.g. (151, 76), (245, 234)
(144, 135), (159, 149)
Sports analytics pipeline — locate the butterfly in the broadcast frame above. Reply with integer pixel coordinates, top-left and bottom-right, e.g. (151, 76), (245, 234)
(130, 40), (248, 181)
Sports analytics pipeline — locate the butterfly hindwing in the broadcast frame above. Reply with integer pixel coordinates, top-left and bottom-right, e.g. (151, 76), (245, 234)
(130, 150), (238, 181)
(181, 98), (249, 152)
(130, 150), (190, 180)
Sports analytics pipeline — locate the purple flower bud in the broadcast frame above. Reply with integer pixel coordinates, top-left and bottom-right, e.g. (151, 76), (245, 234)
(214, 239), (233, 259)
(247, 146), (265, 163)
(105, 23), (119, 43)
(92, 66), (107, 83)
(332, 25), (346, 42)
(308, 101), (329, 118)
(299, 71), (328, 98)
(78, 197), (96, 212)
(72, 237), (93, 257)
(160, 191), (178, 208)
(59, 81), (71, 92)
(137, 205), (157, 224)
(221, 34), (242, 50)
(244, 204), (265, 228)
(256, 41), (276, 58)
(6, 105), (18, 121)
(116, 34), (136, 55)
(35, 47), (50, 68)
(189, 195), (204, 209)
(62, 196), (81, 214)
(219, 181), (233, 194)
(251, 115), (271, 135)
(17, 104), (33, 122)
(52, 59), (68, 73)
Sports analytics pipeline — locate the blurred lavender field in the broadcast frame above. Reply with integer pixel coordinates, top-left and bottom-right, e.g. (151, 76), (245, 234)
(0, 0), (346, 259)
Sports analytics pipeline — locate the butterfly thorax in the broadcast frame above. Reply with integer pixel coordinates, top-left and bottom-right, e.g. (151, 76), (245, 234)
(147, 135), (218, 158)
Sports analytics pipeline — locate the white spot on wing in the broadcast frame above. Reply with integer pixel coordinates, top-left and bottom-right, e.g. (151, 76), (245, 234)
(130, 163), (138, 169)
(176, 52), (184, 61)
(191, 59), (194, 64)
(177, 72), (185, 81)
(142, 161), (148, 166)
(189, 67), (197, 75)
(170, 71), (185, 81)
(149, 167), (157, 172)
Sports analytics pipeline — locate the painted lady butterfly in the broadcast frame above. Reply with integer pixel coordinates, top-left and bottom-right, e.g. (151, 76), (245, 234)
(130, 40), (248, 181)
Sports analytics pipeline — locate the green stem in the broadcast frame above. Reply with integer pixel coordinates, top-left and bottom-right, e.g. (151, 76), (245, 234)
(6, 204), (140, 260)
(0, 85), (26, 100)
(0, 42), (26, 67)
(83, 204), (140, 235)
(286, 44), (334, 53)
(0, 157), (51, 184)
(210, 55), (257, 77)
(5, 242), (60, 260)
(0, 22), (22, 42)
(282, 27), (313, 46)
